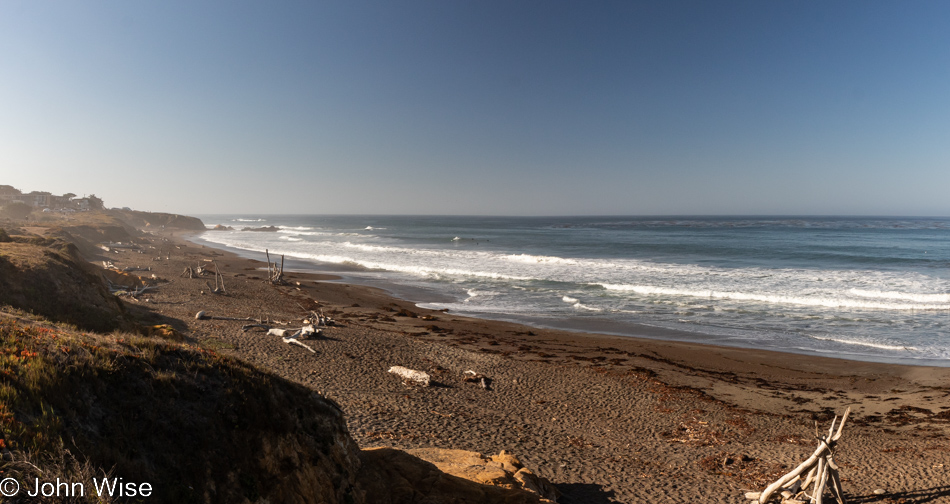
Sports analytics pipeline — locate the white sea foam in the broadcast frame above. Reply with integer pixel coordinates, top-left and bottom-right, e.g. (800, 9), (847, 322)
(255, 248), (534, 281)
(572, 302), (603, 312)
(465, 289), (500, 300)
(196, 217), (950, 363)
(275, 229), (336, 237)
(204, 230), (949, 315)
(849, 289), (950, 303)
(503, 253), (581, 265)
(597, 284), (950, 311)
(810, 336), (918, 352)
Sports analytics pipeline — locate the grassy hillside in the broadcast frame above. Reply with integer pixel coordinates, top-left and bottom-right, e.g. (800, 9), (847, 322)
(0, 235), (130, 334)
(0, 230), (364, 503)
(0, 315), (363, 504)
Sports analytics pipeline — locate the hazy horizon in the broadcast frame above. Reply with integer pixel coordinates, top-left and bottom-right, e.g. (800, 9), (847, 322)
(3, 1), (949, 217)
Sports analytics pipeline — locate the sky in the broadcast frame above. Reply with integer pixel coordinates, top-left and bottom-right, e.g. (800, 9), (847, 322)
(1, 1), (949, 216)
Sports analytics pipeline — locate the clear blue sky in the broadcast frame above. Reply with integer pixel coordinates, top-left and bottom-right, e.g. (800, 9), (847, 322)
(2, 1), (948, 215)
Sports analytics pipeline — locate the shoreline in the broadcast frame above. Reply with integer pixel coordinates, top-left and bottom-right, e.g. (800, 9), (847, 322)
(188, 230), (950, 370)
(160, 228), (950, 503)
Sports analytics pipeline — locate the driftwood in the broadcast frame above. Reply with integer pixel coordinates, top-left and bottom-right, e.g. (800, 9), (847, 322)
(264, 325), (319, 352)
(266, 325), (320, 339)
(181, 262), (209, 279)
(265, 249), (285, 284)
(107, 280), (158, 299)
(101, 242), (141, 250)
(210, 259), (226, 293)
(194, 311), (257, 322)
(755, 407), (851, 504)
(463, 370), (490, 390)
(305, 311), (335, 327)
(283, 337), (315, 353)
(388, 366), (431, 387)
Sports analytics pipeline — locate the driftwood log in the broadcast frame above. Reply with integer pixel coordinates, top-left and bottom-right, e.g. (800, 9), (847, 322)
(256, 325), (321, 353)
(389, 366), (431, 387)
(195, 311), (258, 322)
(305, 310), (335, 327)
(754, 407), (851, 504)
(265, 249), (285, 284)
(107, 282), (158, 299)
(462, 370), (490, 390)
(282, 337), (315, 353)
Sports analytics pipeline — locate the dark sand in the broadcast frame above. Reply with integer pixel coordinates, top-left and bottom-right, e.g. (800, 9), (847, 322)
(115, 231), (950, 504)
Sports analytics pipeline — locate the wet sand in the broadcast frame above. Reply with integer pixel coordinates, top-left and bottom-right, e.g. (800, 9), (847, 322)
(118, 231), (950, 503)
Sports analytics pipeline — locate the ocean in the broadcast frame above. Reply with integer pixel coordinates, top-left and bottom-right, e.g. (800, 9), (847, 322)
(192, 215), (950, 366)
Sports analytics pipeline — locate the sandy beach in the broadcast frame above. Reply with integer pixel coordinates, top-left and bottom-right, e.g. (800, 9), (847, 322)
(105, 229), (950, 503)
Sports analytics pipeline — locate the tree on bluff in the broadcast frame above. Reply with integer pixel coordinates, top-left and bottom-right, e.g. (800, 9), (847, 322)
(87, 194), (104, 210)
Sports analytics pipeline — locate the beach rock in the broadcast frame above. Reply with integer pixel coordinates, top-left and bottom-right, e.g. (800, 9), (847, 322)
(492, 450), (525, 473)
(475, 466), (510, 485)
(402, 448), (559, 502)
(358, 447), (544, 503)
(212, 224), (233, 230)
(513, 468), (560, 502)
(242, 225), (279, 232)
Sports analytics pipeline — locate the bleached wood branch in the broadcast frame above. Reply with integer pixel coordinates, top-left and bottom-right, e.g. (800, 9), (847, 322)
(388, 366), (431, 386)
(283, 336), (315, 353)
(757, 407), (850, 504)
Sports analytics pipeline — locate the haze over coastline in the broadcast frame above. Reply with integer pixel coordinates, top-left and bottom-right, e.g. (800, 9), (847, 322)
(3, 2), (950, 496)
(2, 1), (949, 217)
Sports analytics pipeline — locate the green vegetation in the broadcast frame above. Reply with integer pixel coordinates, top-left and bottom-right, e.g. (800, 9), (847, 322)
(0, 318), (358, 503)
(0, 237), (130, 333)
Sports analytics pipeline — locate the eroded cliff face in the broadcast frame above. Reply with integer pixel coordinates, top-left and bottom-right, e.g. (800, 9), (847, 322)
(0, 317), (366, 504)
(0, 238), (130, 332)
(111, 209), (206, 231)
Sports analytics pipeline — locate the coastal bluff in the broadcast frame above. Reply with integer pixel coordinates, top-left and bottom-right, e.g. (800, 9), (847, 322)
(0, 214), (554, 502)
(3, 209), (948, 503)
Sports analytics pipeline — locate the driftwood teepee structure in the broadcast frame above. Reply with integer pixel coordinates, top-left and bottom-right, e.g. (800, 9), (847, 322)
(752, 407), (851, 504)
